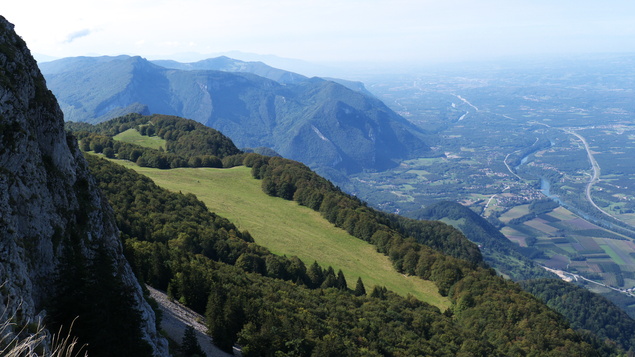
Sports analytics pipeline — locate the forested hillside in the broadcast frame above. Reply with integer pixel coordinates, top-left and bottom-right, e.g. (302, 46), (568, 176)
(67, 113), (241, 169)
(66, 113), (635, 355)
(87, 154), (602, 356)
(521, 279), (635, 353)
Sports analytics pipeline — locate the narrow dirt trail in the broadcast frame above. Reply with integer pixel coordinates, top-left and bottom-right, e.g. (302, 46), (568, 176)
(147, 285), (235, 357)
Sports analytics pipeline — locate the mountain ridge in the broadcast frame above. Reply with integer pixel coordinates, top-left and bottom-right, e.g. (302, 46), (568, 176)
(39, 55), (430, 178)
(152, 56), (309, 84)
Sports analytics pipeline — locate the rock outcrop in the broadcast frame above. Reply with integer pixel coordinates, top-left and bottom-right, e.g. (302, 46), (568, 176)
(0, 16), (168, 355)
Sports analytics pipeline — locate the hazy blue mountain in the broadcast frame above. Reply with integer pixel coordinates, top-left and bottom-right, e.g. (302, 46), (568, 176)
(39, 55), (429, 176)
(152, 56), (374, 95)
(152, 56), (308, 84)
(202, 50), (334, 77)
(323, 77), (376, 97)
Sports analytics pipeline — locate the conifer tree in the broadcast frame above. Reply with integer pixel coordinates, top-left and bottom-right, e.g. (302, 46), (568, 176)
(307, 261), (324, 288)
(354, 277), (366, 296)
(321, 266), (337, 289)
(205, 285), (228, 351)
(370, 286), (388, 299)
(48, 242), (152, 357)
(181, 325), (205, 357)
(336, 269), (347, 290)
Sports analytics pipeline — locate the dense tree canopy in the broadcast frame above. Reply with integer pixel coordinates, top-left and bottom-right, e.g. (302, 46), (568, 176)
(68, 113), (241, 169)
(521, 278), (635, 353)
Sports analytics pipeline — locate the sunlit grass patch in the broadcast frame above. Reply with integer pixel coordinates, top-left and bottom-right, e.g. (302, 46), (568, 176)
(112, 161), (450, 310)
(113, 128), (166, 150)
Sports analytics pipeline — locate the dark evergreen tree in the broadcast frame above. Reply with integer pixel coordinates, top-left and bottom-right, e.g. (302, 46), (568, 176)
(336, 269), (347, 290)
(205, 284), (233, 352)
(307, 261), (324, 289)
(321, 266), (337, 289)
(181, 325), (205, 357)
(48, 241), (152, 357)
(370, 286), (388, 300)
(82, 244), (153, 357)
(354, 277), (366, 296)
(47, 238), (91, 347)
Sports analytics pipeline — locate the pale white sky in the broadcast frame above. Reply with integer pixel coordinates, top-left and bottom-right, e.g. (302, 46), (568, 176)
(3, 0), (635, 64)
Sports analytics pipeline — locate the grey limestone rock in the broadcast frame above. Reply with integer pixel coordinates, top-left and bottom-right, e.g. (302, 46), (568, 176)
(0, 16), (168, 356)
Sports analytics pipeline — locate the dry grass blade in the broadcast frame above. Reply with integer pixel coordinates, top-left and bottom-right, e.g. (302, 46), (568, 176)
(1, 297), (87, 357)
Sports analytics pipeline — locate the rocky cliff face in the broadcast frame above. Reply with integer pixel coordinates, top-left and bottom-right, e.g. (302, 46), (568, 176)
(0, 16), (168, 355)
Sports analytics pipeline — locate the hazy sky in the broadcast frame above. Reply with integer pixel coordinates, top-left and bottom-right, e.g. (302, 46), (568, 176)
(3, 0), (635, 64)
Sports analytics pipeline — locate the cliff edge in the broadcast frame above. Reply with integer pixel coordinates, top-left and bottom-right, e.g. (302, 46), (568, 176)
(0, 16), (168, 356)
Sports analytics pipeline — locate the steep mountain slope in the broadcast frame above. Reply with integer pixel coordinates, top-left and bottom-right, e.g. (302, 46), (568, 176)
(39, 55), (430, 176)
(84, 151), (601, 356)
(0, 16), (167, 356)
(152, 57), (374, 95)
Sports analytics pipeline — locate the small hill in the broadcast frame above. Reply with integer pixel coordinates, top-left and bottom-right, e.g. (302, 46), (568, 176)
(521, 278), (635, 352)
(67, 114), (241, 170)
(408, 201), (554, 281)
(41, 55), (430, 177)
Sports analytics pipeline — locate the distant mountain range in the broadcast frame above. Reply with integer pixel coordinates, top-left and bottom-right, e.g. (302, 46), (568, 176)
(152, 57), (376, 96)
(39, 55), (429, 176)
(151, 56), (308, 84)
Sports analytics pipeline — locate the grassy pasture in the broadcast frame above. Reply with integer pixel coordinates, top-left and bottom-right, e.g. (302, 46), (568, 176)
(499, 205), (530, 223)
(112, 160), (450, 309)
(113, 128), (167, 150)
(524, 219), (559, 234)
(546, 207), (577, 221)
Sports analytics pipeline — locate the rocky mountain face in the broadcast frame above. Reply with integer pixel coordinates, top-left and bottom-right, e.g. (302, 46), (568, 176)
(39, 55), (430, 178)
(0, 16), (168, 355)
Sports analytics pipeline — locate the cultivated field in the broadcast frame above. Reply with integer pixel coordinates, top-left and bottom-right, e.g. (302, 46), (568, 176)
(499, 205), (635, 290)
